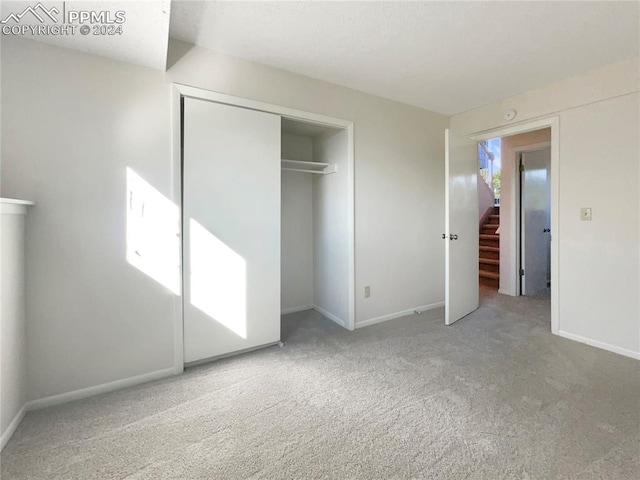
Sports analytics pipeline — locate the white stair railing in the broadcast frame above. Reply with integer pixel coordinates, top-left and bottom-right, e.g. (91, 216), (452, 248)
(478, 141), (500, 206)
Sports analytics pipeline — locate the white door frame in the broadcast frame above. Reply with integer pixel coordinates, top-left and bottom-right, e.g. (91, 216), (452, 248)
(170, 83), (356, 373)
(470, 117), (559, 335)
(513, 141), (551, 296)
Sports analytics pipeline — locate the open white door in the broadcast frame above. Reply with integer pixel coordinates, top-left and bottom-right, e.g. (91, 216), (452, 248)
(521, 147), (551, 296)
(183, 98), (281, 364)
(445, 129), (479, 325)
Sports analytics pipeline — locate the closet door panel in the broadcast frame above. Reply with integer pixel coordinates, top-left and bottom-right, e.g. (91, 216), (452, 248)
(183, 98), (281, 363)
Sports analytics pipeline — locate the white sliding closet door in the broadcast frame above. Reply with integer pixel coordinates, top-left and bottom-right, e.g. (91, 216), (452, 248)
(183, 98), (281, 364)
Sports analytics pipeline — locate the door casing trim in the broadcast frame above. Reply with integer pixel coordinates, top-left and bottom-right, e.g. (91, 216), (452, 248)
(171, 83), (356, 373)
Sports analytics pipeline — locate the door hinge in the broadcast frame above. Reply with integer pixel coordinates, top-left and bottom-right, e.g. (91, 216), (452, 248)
(520, 268), (525, 276)
(519, 163), (525, 173)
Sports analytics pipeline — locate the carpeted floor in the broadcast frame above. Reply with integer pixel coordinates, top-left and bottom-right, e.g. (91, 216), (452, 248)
(2, 288), (638, 479)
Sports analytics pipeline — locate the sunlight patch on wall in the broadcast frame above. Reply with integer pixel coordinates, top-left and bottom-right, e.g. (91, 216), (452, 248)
(126, 167), (180, 295)
(189, 219), (247, 339)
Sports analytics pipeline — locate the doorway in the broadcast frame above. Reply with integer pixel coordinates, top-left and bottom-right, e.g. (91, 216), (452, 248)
(446, 117), (559, 334)
(518, 145), (551, 297)
(494, 128), (551, 299)
(477, 138), (501, 291)
(475, 134), (552, 300)
(280, 117), (353, 343)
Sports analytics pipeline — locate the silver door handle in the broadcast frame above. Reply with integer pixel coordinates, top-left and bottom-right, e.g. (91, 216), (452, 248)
(450, 234), (458, 240)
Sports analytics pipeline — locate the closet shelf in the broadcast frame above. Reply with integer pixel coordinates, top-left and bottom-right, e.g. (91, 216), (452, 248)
(281, 159), (337, 175)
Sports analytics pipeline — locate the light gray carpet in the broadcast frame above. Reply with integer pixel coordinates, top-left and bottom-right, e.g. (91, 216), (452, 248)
(2, 289), (639, 479)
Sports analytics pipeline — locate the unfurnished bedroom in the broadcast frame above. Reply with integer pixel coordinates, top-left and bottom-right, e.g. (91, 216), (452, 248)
(1, 1), (639, 478)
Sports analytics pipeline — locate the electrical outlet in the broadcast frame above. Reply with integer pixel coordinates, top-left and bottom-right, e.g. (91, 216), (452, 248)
(580, 207), (592, 221)
(364, 286), (371, 298)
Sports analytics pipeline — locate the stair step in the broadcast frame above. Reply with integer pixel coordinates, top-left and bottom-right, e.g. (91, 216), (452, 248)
(478, 262), (499, 273)
(480, 238), (500, 248)
(480, 208), (500, 289)
(479, 270), (500, 280)
(479, 258), (499, 265)
(480, 276), (500, 289)
(480, 234), (499, 240)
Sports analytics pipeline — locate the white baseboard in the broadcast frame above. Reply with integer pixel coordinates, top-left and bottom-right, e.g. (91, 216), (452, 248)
(313, 305), (346, 327)
(1, 404), (27, 451)
(26, 367), (176, 411)
(558, 330), (640, 360)
(281, 305), (314, 315)
(356, 301), (445, 329)
(185, 341), (280, 367)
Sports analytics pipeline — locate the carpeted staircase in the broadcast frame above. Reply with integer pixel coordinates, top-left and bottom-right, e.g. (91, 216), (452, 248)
(479, 206), (500, 289)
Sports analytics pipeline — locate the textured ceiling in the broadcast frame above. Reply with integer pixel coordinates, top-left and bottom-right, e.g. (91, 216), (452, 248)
(170, 1), (640, 115)
(1, 0), (171, 70)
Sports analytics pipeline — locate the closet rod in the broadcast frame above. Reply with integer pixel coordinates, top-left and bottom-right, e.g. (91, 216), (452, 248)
(282, 167), (336, 175)
(281, 159), (330, 168)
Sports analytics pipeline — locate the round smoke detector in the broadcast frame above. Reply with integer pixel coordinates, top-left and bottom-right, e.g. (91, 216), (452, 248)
(504, 109), (517, 121)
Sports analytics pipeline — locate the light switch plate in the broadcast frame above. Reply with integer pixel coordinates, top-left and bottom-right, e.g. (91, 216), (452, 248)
(580, 208), (592, 221)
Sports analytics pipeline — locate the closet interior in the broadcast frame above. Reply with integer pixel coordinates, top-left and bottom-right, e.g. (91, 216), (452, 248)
(280, 117), (351, 330)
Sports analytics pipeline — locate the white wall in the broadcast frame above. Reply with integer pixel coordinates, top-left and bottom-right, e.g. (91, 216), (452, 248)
(281, 134), (314, 313)
(1, 38), (176, 402)
(500, 129), (551, 295)
(478, 178), (494, 220)
(557, 94), (638, 355)
(1, 36), (448, 403)
(313, 129), (350, 325)
(165, 40), (449, 326)
(0, 202), (29, 448)
(452, 57), (640, 359)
